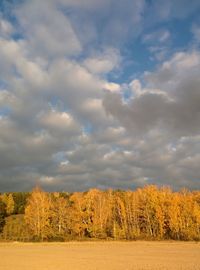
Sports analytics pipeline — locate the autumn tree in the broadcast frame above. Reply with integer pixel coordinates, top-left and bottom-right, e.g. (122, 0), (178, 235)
(12, 192), (29, 214)
(84, 189), (111, 238)
(112, 191), (127, 239)
(51, 193), (69, 238)
(68, 192), (87, 238)
(1, 185), (200, 241)
(137, 185), (167, 239)
(0, 198), (6, 233)
(6, 194), (15, 215)
(2, 214), (30, 241)
(24, 186), (52, 240)
(1, 193), (15, 215)
(192, 191), (200, 238)
(123, 190), (140, 239)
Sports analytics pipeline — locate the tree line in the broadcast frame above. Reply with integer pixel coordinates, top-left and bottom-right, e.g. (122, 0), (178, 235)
(0, 185), (200, 241)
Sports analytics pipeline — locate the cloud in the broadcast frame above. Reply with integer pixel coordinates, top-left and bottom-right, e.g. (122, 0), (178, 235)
(101, 50), (200, 189)
(83, 48), (120, 75)
(15, 0), (82, 58)
(103, 82), (121, 93)
(104, 51), (200, 137)
(191, 24), (200, 44)
(146, 0), (200, 21)
(38, 109), (81, 136)
(0, 18), (14, 37)
(0, 0), (200, 192)
(143, 29), (170, 44)
(142, 29), (171, 61)
(54, 0), (146, 48)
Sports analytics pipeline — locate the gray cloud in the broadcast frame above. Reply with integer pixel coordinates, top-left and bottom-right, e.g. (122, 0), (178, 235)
(102, 51), (200, 189)
(104, 51), (200, 137)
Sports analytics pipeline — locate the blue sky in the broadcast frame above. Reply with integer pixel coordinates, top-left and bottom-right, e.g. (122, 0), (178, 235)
(0, 0), (200, 191)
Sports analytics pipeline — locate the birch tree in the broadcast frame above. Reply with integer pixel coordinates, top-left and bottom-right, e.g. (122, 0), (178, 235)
(25, 186), (52, 240)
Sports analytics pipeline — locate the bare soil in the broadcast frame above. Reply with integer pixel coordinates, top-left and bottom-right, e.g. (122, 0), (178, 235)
(0, 241), (200, 270)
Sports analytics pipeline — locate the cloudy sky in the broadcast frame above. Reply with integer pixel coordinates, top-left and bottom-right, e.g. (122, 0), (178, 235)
(0, 0), (200, 192)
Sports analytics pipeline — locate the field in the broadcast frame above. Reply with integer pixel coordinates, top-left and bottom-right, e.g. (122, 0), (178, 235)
(0, 241), (200, 270)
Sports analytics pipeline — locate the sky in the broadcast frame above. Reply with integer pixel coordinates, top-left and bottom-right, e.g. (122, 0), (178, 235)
(0, 0), (200, 192)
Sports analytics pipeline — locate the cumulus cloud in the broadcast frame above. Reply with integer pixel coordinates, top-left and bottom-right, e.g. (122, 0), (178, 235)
(0, 0), (200, 192)
(83, 48), (121, 75)
(104, 51), (200, 137)
(15, 0), (82, 58)
(102, 50), (200, 189)
(38, 109), (81, 136)
(103, 82), (121, 93)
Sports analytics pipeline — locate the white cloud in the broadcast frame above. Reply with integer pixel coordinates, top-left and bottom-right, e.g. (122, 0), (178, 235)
(145, 51), (200, 92)
(83, 48), (121, 74)
(170, 51), (200, 69)
(103, 82), (121, 92)
(0, 19), (14, 37)
(81, 98), (102, 111)
(143, 29), (170, 44)
(15, 0), (82, 58)
(0, 90), (17, 107)
(148, 0), (200, 21)
(38, 109), (81, 136)
(142, 29), (171, 61)
(191, 24), (200, 45)
(129, 79), (142, 97)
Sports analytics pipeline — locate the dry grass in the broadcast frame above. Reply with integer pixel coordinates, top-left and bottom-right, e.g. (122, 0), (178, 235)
(0, 241), (200, 270)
